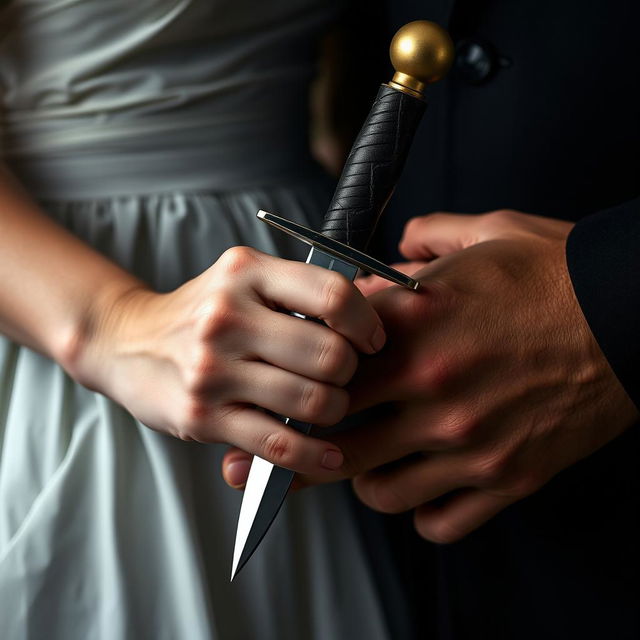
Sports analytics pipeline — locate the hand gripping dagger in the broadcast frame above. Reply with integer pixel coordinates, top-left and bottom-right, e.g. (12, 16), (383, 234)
(231, 20), (454, 580)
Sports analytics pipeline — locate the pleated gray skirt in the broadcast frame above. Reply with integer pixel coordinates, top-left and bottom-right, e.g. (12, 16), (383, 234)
(0, 180), (391, 639)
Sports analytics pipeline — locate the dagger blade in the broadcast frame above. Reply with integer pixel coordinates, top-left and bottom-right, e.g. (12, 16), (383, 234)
(231, 246), (358, 580)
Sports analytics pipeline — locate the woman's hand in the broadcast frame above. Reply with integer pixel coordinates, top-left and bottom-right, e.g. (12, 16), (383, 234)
(72, 246), (385, 473)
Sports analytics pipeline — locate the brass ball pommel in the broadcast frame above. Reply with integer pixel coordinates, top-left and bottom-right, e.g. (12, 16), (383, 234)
(388, 21), (454, 98)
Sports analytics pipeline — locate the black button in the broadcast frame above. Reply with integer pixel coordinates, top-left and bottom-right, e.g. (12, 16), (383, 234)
(455, 38), (498, 85)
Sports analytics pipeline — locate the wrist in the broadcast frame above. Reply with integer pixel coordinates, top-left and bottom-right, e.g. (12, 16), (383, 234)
(57, 278), (155, 395)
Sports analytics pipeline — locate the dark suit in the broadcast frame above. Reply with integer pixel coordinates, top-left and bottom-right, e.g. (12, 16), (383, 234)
(368, 1), (640, 638)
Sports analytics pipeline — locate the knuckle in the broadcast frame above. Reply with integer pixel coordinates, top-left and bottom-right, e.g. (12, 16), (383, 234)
(218, 246), (257, 276)
(299, 381), (323, 419)
(413, 355), (455, 396)
(401, 215), (428, 239)
(483, 209), (518, 231)
(299, 382), (347, 424)
(414, 211), (444, 227)
(260, 431), (294, 467)
(436, 409), (479, 447)
(202, 290), (239, 338)
(470, 450), (509, 485)
(184, 349), (222, 394)
(320, 273), (353, 317)
(316, 335), (356, 385)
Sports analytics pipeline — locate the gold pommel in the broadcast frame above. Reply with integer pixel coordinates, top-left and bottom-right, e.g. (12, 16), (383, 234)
(388, 21), (454, 98)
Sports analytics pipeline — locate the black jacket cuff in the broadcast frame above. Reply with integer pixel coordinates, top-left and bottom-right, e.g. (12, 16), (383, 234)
(565, 197), (640, 409)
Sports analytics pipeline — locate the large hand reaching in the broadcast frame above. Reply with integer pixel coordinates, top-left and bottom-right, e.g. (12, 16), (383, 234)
(223, 210), (638, 542)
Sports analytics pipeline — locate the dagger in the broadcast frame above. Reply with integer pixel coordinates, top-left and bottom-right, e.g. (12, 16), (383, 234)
(231, 20), (454, 580)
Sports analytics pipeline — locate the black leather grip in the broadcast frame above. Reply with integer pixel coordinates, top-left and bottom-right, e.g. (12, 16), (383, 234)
(320, 84), (426, 251)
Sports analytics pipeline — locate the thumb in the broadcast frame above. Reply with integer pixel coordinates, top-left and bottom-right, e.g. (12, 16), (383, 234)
(399, 212), (483, 260)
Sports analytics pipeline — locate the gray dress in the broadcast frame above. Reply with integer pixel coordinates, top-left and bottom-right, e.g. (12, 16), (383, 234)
(0, 2), (392, 638)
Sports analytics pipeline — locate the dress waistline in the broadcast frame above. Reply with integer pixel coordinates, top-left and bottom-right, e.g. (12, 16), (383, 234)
(1, 113), (316, 200)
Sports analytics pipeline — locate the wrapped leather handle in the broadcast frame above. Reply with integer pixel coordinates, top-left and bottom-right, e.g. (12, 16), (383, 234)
(320, 85), (426, 251)
(319, 20), (454, 252)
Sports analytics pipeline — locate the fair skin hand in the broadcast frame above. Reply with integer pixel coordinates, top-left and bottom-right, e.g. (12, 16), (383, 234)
(222, 210), (639, 541)
(0, 167), (385, 474)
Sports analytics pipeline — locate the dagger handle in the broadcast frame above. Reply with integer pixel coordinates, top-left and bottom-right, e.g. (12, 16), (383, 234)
(320, 85), (426, 252)
(320, 20), (453, 252)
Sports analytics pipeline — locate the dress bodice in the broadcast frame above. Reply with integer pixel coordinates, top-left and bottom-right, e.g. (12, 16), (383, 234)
(0, 0), (341, 197)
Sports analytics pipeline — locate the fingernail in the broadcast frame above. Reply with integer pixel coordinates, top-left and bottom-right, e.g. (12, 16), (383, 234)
(321, 449), (344, 470)
(225, 459), (252, 487)
(370, 324), (386, 353)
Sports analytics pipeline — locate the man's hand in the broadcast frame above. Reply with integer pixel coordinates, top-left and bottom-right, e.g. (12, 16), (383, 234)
(222, 210), (638, 542)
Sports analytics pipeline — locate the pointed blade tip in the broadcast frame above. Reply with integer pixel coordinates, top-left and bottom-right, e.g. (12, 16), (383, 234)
(229, 438), (299, 581)
(230, 559), (238, 582)
(230, 532), (245, 582)
(230, 544), (249, 581)
(230, 544), (254, 582)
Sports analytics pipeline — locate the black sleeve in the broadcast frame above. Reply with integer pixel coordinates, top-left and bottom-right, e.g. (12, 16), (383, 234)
(565, 197), (640, 409)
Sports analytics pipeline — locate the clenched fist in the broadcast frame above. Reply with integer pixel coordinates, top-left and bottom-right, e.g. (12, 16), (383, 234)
(71, 246), (385, 473)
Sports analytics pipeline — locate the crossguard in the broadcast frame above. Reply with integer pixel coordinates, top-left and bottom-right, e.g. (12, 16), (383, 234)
(257, 210), (420, 291)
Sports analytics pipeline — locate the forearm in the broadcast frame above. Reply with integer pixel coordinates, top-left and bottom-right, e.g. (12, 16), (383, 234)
(0, 166), (147, 376)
